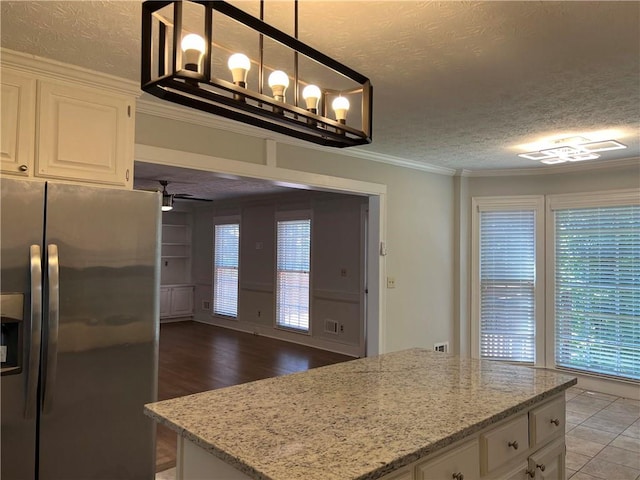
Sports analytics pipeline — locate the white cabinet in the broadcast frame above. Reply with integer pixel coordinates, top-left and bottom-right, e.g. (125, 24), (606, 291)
(480, 414), (529, 475)
(1, 53), (137, 187)
(416, 439), (480, 480)
(376, 394), (567, 480)
(160, 285), (194, 320)
(36, 80), (134, 186)
(527, 438), (565, 480)
(1, 69), (36, 175)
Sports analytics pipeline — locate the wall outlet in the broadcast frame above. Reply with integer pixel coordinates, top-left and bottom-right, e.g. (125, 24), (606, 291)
(387, 276), (396, 289)
(433, 342), (449, 353)
(340, 268), (348, 277)
(202, 300), (210, 311)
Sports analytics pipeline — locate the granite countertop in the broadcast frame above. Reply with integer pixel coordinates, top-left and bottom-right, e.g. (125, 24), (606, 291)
(145, 348), (576, 480)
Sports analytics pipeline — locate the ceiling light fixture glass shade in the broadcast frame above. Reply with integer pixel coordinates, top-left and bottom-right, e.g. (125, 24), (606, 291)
(161, 194), (173, 211)
(518, 138), (627, 164)
(141, 0), (372, 148)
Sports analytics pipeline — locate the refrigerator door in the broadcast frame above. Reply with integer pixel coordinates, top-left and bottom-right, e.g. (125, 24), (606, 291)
(0, 178), (45, 480)
(38, 182), (160, 479)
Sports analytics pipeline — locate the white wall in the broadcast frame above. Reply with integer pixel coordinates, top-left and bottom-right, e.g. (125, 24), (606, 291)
(135, 112), (456, 355)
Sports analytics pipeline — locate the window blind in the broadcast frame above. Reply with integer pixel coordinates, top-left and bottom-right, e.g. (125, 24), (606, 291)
(555, 205), (640, 381)
(213, 223), (239, 317)
(276, 219), (311, 332)
(480, 210), (536, 362)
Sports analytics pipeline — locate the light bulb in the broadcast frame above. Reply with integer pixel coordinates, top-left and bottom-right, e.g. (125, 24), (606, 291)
(332, 96), (350, 123)
(228, 53), (251, 85)
(181, 33), (205, 72)
(302, 85), (321, 112)
(268, 70), (289, 101)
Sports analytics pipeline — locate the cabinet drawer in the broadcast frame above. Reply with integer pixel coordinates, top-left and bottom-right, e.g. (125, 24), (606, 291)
(530, 396), (565, 447)
(480, 414), (529, 475)
(416, 439), (480, 480)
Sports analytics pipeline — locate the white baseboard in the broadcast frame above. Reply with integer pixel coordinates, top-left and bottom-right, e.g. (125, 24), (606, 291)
(193, 314), (361, 358)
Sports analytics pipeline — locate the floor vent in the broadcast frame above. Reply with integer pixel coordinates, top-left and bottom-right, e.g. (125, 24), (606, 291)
(324, 319), (339, 334)
(433, 342), (449, 353)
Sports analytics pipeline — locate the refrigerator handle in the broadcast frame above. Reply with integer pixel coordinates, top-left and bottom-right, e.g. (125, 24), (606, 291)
(25, 245), (42, 419)
(42, 244), (59, 414)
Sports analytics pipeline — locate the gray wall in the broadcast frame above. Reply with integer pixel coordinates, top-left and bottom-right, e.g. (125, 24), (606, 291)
(189, 191), (367, 356)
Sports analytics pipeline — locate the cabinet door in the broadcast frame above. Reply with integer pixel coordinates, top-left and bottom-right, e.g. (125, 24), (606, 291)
(37, 80), (133, 187)
(160, 287), (172, 318)
(528, 438), (565, 480)
(171, 286), (194, 316)
(416, 440), (480, 480)
(1, 69), (36, 176)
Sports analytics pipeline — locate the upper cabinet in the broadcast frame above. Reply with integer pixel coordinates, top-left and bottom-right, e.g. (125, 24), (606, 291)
(1, 69), (36, 176)
(0, 49), (139, 188)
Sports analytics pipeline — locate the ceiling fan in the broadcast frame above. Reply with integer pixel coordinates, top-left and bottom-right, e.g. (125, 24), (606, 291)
(156, 180), (212, 212)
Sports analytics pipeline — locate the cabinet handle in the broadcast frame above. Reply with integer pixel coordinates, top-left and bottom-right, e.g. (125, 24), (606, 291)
(550, 418), (560, 426)
(526, 469), (535, 478)
(452, 473), (464, 480)
(536, 463), (546, 472)
(508, 440), (519, 450)
(19, 164), (28, 172)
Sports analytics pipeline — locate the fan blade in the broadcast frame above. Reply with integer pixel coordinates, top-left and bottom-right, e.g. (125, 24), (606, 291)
(174, 194), (212, 202)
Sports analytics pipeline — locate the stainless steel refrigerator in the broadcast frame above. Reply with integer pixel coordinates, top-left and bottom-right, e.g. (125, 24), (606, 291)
(1, 178), (160, 479)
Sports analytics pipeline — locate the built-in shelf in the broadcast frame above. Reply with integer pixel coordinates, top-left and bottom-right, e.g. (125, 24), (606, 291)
(161, 211), (192, 286)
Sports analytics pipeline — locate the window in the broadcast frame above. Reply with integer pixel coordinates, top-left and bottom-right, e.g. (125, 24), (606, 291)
(550, 193), (640, 381)
(276, 214), (311, 332)
(213, 221), (239, 317)
(472, 197), (544, 364)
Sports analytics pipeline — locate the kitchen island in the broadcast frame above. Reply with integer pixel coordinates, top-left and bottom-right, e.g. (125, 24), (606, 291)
(145, 348), (576, 480)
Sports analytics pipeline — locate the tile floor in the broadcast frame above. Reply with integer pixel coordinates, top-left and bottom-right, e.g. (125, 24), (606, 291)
(155, 386), (640, 480)
(565, 387), (640, 480)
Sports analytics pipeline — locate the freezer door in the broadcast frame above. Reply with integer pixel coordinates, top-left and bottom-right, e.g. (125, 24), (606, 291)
(0, 178), (45, 480)
(39, 182), (160, 479)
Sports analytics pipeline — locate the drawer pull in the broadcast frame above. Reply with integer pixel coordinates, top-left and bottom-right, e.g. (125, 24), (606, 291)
(550, 418), (560, 426)
(508, 440), (519, 450)
(19, 164), (28, 172)
(536, 463), (546, 472)
(452, 473), (464, 480)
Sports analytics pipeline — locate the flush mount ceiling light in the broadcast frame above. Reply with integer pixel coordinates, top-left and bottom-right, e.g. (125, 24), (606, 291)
(518, 137), (627, 165)
(141, 1), (372, 148)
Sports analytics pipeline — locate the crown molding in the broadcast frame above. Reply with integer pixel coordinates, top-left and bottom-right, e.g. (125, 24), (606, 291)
(457, 157), (640, 177)
(136, 96), (456, 176)
(0, 48), (140, 97)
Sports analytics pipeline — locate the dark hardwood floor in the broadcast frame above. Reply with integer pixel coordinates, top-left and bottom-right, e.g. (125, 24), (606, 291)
(155, 321), (354, 472)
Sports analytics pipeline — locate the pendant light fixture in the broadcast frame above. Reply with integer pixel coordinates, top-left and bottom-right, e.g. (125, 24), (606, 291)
(141, 0), (372, 148)
(160, 181), (173, 212)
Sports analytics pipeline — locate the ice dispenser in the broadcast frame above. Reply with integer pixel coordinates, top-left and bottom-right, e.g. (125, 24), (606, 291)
(1, 293), (24, 376)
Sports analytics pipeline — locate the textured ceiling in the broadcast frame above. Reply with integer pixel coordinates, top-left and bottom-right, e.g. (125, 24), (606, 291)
(134, 161), (295, 201)
(1, 1), (639, 175)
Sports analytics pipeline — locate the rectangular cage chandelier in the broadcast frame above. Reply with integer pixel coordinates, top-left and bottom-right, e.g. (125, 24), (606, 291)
(141, 0), (373, 148)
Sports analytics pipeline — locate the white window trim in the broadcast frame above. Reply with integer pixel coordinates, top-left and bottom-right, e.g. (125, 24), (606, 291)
(544, 188), (640, 372)
(274, 209), (313, 335)
(212, 215), (241, 319)
(471, 195), (545, 365)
